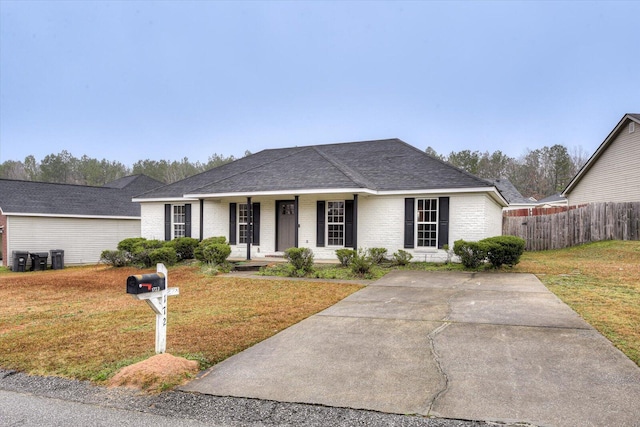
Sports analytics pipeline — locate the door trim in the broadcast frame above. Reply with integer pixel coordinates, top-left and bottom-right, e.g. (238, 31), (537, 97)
(276, 200), (296, 251)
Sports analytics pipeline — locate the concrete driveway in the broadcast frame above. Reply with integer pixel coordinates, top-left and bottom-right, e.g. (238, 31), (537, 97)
(181, 271), (640, 426)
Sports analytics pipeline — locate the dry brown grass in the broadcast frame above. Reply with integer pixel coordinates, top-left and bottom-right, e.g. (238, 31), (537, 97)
(0, 265), (362, 382)
(514, 240), (640, 365)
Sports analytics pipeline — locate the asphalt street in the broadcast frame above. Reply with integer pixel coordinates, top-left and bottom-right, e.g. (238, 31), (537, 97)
(0, 370), (493, 427)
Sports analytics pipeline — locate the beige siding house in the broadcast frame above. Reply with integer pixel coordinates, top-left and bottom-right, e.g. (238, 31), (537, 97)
(0, 175), (162, 267)
(563, 113), (640, 205)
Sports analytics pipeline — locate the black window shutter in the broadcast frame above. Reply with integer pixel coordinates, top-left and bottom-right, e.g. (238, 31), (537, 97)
(438, 197), (450, 249)
(252, 203), (260, 245)
(404, 198), (415, 248)
(316, 201), (325, 247)
(164, 204), (172, 241)
(344, 200), (354, 248)
(185, 204), (192, 238)
(229, 203), (237, 245)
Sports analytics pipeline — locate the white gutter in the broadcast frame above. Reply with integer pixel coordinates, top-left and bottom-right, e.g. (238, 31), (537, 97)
(147, 185), (509, 207)
(185, 188), (378, 199)
(132, 197), (201, 203)
(2, 212), (140, 220)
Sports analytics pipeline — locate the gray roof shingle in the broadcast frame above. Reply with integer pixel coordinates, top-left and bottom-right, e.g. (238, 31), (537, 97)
(0, 175), (163, 217)
(490, 178), (531, 204)
(537, 193), (567, 204)
(136, 139), (493, 199)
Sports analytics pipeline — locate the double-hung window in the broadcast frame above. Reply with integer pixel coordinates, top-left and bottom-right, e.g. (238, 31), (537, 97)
(238, 203), (249, 244)
(173, 205), (186, 238)
(416, 198), (438, 247)
(327, 201), (345, 246)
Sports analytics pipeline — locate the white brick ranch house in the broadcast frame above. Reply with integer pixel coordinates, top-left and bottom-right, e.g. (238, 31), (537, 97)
(133, 139), (507, 261)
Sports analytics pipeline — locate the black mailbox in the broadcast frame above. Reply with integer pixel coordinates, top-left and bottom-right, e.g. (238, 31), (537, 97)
(126, 273), (166, 294)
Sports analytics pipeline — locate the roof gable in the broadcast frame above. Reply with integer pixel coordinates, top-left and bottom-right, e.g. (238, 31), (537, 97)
(563, 113), (640, 196)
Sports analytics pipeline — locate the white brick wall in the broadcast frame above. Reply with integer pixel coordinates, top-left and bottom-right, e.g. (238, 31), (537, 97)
(141, 192), (504, 261)
(140, 203), (165, 241)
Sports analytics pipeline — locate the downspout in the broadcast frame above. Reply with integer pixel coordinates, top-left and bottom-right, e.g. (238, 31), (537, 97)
(199, 199), (204, 241)
(353, 194), (358, 249)
(294, 195), (299, 248)
(246, 197), (252, 260)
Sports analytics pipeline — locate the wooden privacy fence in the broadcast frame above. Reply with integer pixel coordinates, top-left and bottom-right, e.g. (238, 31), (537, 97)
(502, 202), (640, 251)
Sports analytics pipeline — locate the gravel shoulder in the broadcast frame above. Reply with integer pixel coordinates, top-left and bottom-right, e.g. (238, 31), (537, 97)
(0, 369), (511, 427)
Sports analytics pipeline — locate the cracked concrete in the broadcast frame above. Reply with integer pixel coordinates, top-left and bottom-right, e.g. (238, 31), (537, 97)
(181, 271), (640, 426)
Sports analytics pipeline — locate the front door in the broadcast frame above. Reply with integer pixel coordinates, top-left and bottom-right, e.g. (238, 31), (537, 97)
(276, 200), (296, 251)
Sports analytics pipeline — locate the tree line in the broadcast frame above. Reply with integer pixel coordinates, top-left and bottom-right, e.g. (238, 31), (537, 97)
(0, 151), (248, 186)
(0, 144), (588, 199)
(426, 144), (589, 200)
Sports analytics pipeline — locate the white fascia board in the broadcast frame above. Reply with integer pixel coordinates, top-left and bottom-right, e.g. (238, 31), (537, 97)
(3, 212), (140, 220)
(132, 197), (200, 203)
(185, 188), (378, 198)
(376, 187), (509, 206)
(185, 186), (508, 206)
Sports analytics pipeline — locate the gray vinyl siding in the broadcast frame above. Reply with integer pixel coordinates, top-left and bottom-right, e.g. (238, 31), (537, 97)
(6, 216), (140, 266)
(568, 123), (640, 205)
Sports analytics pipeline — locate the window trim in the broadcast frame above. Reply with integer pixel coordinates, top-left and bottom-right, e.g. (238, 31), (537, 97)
(326, 200), (345, 247)
(238, 203), (249, 245)
(173, 204), (186, 239)
(416, 198), (438, 248)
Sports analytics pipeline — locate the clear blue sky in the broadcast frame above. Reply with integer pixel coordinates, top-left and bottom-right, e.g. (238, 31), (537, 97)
(1, 1), (638, 166)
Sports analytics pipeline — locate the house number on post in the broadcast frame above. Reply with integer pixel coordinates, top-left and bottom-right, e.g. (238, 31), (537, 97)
(126, 263), (179, 354)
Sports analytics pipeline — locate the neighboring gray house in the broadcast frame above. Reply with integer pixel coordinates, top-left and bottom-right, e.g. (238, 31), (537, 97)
(490, 178), (538, 210)
(134, 139), (507, 261)
(563, 113), (640, 205)
(536, 193), (568, 208)
(0, 175), (162, 267)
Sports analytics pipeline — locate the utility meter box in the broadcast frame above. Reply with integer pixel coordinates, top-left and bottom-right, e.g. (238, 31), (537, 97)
(126, 273), (166, 294)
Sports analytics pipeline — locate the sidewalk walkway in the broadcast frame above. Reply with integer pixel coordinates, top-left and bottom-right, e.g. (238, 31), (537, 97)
(181, 271), (640, 426)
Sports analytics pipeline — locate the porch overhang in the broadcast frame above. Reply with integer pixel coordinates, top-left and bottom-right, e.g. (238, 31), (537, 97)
(184, 187), (376, 199)
(183, 186), (507, 206)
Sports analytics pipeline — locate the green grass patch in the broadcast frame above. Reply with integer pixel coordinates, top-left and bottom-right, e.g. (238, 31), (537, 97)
(515, 240), (640, 366)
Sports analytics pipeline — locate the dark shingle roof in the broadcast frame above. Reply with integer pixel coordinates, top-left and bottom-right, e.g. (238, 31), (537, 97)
(490, 178), (531, 204)
(136, 139), (493, 199)
(537, 193), (567, 204)
(104, 175), (164, 197)
(0, 175), (163, 217)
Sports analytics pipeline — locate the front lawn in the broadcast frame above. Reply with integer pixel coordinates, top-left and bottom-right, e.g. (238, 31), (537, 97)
(515, 240), (640, 366)
(2, 240), (637, 386)
(0, 265), (362, 382)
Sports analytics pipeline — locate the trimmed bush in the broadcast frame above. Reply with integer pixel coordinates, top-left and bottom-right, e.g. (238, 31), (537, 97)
(284, 247), (314, 277)
(367, 247), (388, 265)
(100, 250), (129, 267)
(350, 249), (373, 277)
(453, 239), (489, 269)
(167, 237), (199, 261)
(149, 247), (178, 266)
(195, 237), (228, 261)
(392, 249), (413, 266)
(117, 237), (147, 253)
(200, 242), (232, 265)
(480, 235), (526, 268)
(335, 249), (356, 267)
